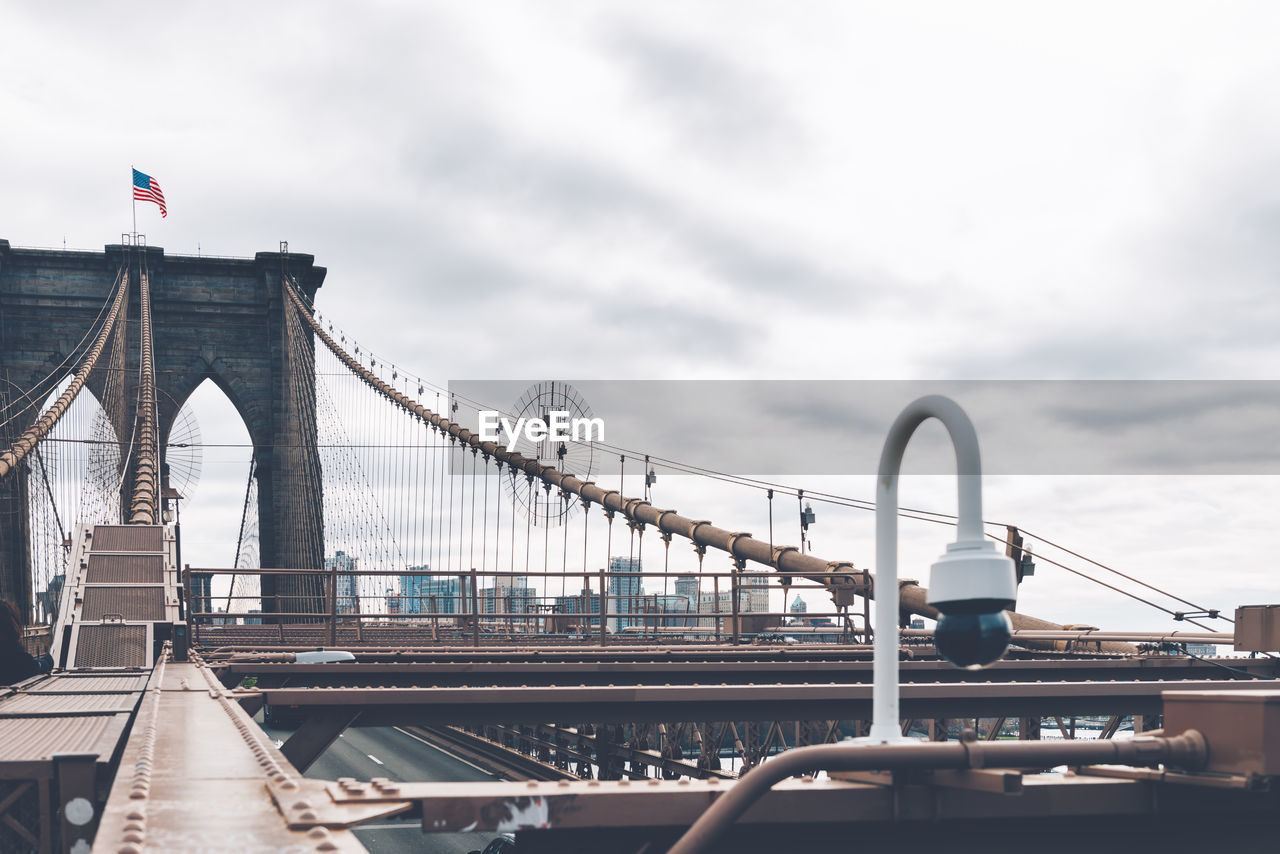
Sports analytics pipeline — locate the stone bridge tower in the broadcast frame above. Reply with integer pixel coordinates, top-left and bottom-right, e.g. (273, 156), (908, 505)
(0, 240), (327, 619)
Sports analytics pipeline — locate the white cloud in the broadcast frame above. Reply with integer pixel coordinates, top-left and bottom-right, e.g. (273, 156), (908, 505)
(5, 1), (1280, 630)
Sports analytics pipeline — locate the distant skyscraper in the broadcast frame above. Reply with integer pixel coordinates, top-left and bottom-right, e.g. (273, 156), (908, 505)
(480, 585), (536, 615)
(674, 575), (699, 602)
(325, 551), (360, 614)
(607, 556), (643, 631)
(385, 588), (402, 615)
(740, 570), (770, 614)
(789, 595), (808, 626)
(554, 589), (602, 628)
(693, 570), (769, 630)
(400, 566), (469, 615)
(636, 594), (697, 629)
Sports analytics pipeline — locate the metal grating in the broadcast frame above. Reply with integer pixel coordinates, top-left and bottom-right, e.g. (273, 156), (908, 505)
(74, 625), (147, 668)
(25, 674), (148, 693)
(0, 714), (118, 760)
(0, 692), (138, 716)
(86, 553), (165, 584)
(82, 587), (166, 621)
(90, 525), (164, 552)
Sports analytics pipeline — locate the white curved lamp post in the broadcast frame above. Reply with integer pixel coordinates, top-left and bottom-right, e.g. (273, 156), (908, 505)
(868, 395), (1018, 744)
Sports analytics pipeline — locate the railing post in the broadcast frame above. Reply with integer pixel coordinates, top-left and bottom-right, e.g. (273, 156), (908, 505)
(598, 568), (608, 646)
(327, 565), (338, 647)
(470, 567), (480, 648)
(713, 575), (721, 643)
(183, 565), (197, 646)
(731, 564), (740, 645)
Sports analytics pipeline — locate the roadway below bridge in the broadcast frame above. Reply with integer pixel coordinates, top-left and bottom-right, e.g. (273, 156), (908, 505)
(258, 717), (503, 854)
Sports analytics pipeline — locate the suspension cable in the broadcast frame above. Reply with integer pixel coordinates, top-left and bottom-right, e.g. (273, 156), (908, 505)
(1, 259), (130, 479)
(128, 251), (160, 523)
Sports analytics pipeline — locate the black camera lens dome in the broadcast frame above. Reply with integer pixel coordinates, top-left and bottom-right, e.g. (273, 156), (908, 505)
(934, 611), (1012, 670)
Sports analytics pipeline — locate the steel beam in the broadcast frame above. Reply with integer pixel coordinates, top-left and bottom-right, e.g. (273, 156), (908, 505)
(248, 679), (1280, 726)
(212, 653), (1279, 688)
(280, 709), (362, 773)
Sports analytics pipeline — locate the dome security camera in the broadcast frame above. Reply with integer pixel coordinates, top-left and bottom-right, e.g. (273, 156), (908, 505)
(928, 539), (1018, 670)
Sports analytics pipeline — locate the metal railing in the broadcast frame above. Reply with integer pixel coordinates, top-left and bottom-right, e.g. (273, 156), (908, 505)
(183, 566), (865, 648)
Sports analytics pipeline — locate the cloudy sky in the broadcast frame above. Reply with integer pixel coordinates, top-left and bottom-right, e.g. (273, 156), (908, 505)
(4, 2), (1278, 633)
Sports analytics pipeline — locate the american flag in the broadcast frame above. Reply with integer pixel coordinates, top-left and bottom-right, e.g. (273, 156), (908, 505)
(132, 168), (167, 218)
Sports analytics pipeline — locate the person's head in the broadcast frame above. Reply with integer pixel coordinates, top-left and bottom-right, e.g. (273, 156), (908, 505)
(0, 599), (23, 649)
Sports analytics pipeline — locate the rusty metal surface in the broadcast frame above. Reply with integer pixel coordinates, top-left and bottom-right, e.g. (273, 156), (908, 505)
(1235, 605), (1280, 652)
(267, 778), (410, 830)
(96, 659), (374, 853)
(86, 553), (166, 584)
(1163, 689), (1280, 776)
(90, 525), (164, 553)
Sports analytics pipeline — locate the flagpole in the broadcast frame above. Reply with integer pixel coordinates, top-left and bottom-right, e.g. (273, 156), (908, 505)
(131, 165), (137, 239)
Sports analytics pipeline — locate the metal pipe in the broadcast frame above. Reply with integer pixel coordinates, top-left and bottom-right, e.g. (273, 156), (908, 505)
(0, 261), (130, 479)
(281, 280), (1136, 654)
(667, 729), (1207, 854)
(769, 626), (1236, 645)
(1004, 630), (1234, 645)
